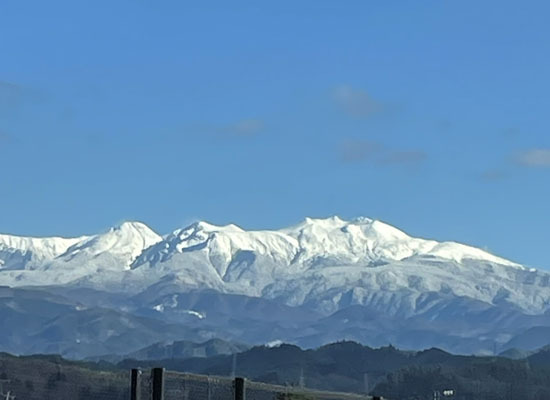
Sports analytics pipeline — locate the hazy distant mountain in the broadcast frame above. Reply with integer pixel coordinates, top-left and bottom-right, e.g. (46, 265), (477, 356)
(1, 216), (550, 357)
(499, 348), (533, 359)
(129, 337), (247, 359)
(0, 287), (210, 359)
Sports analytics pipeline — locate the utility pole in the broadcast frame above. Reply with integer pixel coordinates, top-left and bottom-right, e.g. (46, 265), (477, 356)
(363, 373), (369, 395)
(298, 368), (305, 389)
(0, 380), (15, 400)
(2, 392), (15, 400)
(231, 353), (237, 379)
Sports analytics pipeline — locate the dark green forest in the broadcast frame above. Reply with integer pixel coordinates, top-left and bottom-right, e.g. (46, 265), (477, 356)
(2, 342), (550, 399)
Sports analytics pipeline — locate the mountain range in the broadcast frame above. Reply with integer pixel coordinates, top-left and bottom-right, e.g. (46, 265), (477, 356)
(1, 216), (549, 357)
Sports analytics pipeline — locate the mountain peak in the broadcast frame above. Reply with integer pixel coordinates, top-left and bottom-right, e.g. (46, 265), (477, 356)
(191, 220), (243, 232)
(304, 215), (346, 224)
(293, 215), (348, 227)
(174, 221), (244, 237)
(100, 221), (161, 245)
(0, 216), (535, 316)
(0, 233), (85, 269)
(56, 221), (162, 269)
(111, 221), (152, 232)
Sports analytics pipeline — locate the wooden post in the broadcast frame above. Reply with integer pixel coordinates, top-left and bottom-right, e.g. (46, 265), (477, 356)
(234, 377), (246, 400)
(151, 368), (165, 400)
(130, 369), (141, 400)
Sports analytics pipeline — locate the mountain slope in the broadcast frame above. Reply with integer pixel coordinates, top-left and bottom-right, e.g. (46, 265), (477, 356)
(127, 217), (547, 316)
(0, 217), (547, 315)
(0, 233), (86, 270)
(57, 221), (162, 269)
(0, 221), (162, 286)
(2, 216), (550, 356)
(0, 286), (214, 359)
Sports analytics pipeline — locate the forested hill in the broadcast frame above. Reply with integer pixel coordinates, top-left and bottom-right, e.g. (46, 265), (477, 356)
(2, 343), (550, 399)
(119, 341), (550, 399)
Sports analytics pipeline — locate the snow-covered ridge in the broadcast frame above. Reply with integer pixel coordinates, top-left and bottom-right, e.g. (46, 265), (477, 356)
(134, 216), (519, 269)
(0, 233), (87, 270)
(59, 221), (162, 268)
(0, 216), (521, 273)
(285, 216), (518, 267)
(3, 216), (545, 316)
(0, 221), (161, 272)
(3, 217), (550, 357)
(0, 233), (85, 258)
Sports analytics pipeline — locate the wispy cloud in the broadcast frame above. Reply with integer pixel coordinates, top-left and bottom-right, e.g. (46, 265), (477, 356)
(338, 140), (381, 163)
(0, 80), (44, 113)
(0, 81), (24, 109)
(479, 169), (508, 182)
(0, 130), (11, 142)
(503, 127), (520, 137)
(516, 149), (550, 168)
(189, 118), (265, 139)
(477, 147), (550, 182)
(0, 130), (14, 152)
(435, 119), (453, 133)
(333, 85), (384, 117)
(229, 119), (264, 136)
(338, 139), (427, 167)
(380, 150), (427, 165)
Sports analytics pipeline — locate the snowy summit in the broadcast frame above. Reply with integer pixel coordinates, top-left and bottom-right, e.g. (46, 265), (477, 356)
(0, 216), (547, 316)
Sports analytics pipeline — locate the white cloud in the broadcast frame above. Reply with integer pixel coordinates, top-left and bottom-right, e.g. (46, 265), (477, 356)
(380, 150), (427, 165)
(338, 139), (427, 166)
(333, 85), (383, 117)
(516, 149), (550, 168)
(231, 119), (264, 136)
(338, 140), (380, 163)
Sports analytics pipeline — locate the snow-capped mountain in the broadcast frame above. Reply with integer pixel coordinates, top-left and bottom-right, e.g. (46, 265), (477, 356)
(0, 216), (546, 313)
(55, 221), (162, 269)
(0, 233), (86, 270)
(1, 216), (550, 356)
(133, 216), (518, 271)
(0, 221), (162, 285)
(125, 216), (545, 315)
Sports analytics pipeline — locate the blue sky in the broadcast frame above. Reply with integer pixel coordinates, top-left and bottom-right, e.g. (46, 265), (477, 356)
(0, 1), (549, 268)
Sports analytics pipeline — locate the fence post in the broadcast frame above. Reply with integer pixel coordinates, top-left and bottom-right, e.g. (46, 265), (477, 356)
(130, 369), (141, 400)
(234, 377), (246, 400)
(151, 368), (165, 400)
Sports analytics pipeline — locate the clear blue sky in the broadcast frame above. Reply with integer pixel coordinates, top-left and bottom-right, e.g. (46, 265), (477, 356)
(1, 1), (549, 269)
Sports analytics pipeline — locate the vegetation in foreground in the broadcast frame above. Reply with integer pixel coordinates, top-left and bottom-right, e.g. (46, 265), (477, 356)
(0, 353), (127, 400)
(2, 342), (550, 399)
